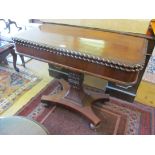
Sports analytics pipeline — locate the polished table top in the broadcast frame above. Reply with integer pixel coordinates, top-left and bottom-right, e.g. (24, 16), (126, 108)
(13, 24), (148, 84)
(40, 19), (150, 34)
(14, 24), (147, 67)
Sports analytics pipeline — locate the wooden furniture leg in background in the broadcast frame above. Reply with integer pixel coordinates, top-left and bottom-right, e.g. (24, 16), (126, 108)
(19, 55), (25, 67)
(41, 71), (110, 128)
(0, 44), (19, 72)
(10, 48), (19, 72)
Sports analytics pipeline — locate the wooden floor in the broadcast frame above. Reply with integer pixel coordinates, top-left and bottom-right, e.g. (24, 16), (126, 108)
(135, 81), (155, 107)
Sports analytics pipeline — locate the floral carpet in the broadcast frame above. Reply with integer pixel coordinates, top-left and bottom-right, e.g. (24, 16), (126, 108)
(17, 80), (155, 135)
(0, 65), (41, 114)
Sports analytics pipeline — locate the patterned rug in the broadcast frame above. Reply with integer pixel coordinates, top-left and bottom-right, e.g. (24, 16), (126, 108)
(0, 65), (41, 114)
(17, 80), (155, 135)
(143, 53), (155, 84)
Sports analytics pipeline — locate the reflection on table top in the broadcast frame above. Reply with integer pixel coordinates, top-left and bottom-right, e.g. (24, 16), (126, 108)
(14, 24), (147, 66)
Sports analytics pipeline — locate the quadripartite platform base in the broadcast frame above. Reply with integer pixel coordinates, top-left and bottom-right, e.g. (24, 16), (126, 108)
(41, 77), (110, 128)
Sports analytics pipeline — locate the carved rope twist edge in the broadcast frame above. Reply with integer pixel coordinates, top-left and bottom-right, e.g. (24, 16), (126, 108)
(12, 37), (147, 72)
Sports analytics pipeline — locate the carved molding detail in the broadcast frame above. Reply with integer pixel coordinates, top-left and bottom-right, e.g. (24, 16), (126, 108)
(13, 37), (147, 72)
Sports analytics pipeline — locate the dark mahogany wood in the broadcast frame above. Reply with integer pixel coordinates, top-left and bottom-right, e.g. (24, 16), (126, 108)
(13, 23), (148, 127)
(16, 44), (139, 85)
(41, 79), (110, 126)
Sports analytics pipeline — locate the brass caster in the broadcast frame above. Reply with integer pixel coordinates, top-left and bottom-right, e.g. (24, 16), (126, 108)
(89, 123), (101, 130)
